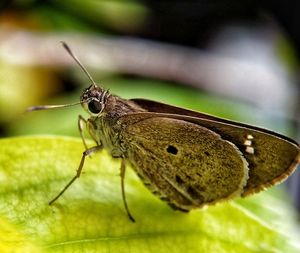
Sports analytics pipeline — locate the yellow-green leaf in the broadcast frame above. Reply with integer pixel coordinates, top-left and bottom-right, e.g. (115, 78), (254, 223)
(0, 136), (297, 252)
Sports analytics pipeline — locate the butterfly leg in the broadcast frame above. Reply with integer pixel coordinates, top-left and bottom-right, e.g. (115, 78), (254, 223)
(120, 159), (135, 222)
(49, 145), (102, 205)
(78, 115), (89, 150)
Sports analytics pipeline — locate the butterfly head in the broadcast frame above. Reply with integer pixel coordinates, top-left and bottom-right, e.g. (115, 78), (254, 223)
(81, 84), (110, 117)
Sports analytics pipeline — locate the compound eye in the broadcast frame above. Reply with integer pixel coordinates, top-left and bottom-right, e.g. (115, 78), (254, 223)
(88, 100), (102, 114)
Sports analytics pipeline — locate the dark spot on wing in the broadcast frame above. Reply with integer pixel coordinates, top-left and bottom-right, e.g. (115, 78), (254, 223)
(167, 145), (178, 155)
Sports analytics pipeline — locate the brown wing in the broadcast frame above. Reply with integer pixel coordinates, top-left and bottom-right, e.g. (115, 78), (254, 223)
(120, 115), (249, 211)
(123, 102), (300, 197)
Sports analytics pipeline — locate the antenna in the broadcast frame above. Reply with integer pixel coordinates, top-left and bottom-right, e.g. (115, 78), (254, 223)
(26, 101), (84, 112)
(61, 41), (96, 86)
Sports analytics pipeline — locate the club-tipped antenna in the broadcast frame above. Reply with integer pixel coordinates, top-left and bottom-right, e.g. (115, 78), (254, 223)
(26, 101), (84, 112)
(61, 41), (96, 86)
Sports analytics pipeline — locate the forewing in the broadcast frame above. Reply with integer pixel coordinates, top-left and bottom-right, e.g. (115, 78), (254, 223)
(128, 100), (300, 196)
(120, 115), (249, 210)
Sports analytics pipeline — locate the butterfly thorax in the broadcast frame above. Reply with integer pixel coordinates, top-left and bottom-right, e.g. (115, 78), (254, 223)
(83, 88), (146, 158)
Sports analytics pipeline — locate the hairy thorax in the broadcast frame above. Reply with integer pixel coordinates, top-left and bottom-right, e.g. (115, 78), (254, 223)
(87, 95), (146, 158)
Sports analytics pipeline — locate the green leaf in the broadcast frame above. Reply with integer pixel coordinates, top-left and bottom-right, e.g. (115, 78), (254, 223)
(0, 136), (296, 252)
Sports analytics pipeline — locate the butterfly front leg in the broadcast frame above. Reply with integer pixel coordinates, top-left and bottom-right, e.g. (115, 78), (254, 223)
(78, 115), (100, 149)
(78, 115), (89, 150)
(49, 115), (104, 205)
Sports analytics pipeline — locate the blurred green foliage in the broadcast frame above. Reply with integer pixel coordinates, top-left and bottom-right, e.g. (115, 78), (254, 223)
(0, 0), (294, 137)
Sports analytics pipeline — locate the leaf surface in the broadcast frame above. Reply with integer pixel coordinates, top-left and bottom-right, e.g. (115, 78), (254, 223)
(0, 136), (296, 253)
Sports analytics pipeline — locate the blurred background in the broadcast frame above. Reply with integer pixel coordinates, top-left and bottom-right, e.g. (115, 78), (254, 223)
(0, 0), (299, 230)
